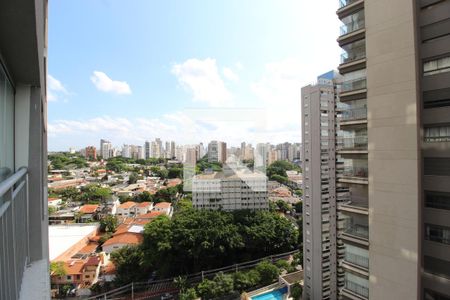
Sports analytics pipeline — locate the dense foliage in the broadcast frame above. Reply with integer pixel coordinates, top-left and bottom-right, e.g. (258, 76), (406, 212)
(110, 246), (148, 285)
(49, 153), (88, 169)
(196, 156), (222, 173)
(99, 215), (118, 232)
(141, 209), (299, 277)
(266, 160), (301, 184)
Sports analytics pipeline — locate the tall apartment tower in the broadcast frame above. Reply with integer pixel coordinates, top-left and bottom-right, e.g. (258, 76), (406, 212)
(302, 71), (343, 300)
(336, 0), (450, 299)
(100, 139), (112, 159)
(144, 141), (151, 159)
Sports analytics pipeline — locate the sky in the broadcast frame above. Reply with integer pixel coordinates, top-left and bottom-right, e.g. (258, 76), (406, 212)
(47, 0), (341, 151)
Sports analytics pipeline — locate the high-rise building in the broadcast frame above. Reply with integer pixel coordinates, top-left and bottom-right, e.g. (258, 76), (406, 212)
(122, 144), (131, 158)
(255, 143), (269, 171)
(192, 167), (268, 211)
(208, 140), (227, 163)
(303, 1), (450, 299)
(144, 141), (151, 159)
(0, 1), (50, 298)
(85, 146), (97, 161)
(100, 139), (112, 159)
(170, 141), (176, 158)
(302, 71), (343, 300)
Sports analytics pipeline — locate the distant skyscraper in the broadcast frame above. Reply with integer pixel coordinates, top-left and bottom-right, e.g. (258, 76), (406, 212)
(122, 144), (131, 158)
(100, 139), (112, 159)
(85, 146), (97, 161)
(170, 141), (176, 158)
(144, 141), (151, 159)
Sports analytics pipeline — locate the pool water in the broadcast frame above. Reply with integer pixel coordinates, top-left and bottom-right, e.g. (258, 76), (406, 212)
(251, 288), (287, 300)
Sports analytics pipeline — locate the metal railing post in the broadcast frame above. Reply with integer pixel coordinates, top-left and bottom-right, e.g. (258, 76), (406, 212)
(131, 282), (134, 300)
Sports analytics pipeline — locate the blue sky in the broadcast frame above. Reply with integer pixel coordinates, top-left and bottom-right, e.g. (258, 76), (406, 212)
(48, 0), (341, 151)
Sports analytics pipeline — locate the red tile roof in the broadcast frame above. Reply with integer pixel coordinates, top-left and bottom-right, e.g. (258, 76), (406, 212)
(102, 232), (143, 247)
(138, 211), (163, 219)
(136, 201), (152, 208)
(118, 201), (136, 209)
(79, 204), (99, 214)
(84, 256), (101, 267)
(154, 202), (171, 209)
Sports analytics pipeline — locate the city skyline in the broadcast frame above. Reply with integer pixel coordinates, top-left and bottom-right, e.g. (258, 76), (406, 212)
(47, 0), (341, 151)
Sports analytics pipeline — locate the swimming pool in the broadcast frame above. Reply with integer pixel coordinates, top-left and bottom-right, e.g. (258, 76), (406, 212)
(250, 287), (288, 300)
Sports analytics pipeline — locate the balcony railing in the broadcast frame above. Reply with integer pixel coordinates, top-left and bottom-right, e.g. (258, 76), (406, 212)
(339, 0), (359, 8)
(425, 136), (450, 143)
(345, 280), (369, 298)
(0, 168), (29, 300)
(340, 19), (365, 36)
(345, 252), (369, 269)
(340, 166), (368, 179)
(337, 136), (368, 151)
(341, 45), (366, 64)
(340, 107), (367, 122)
(344, 224), (369, 239)
(341, 77), (367, 93)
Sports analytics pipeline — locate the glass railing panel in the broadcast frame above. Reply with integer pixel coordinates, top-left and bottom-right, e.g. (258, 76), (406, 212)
(340, 107), (367, 121)
(337, 136), (368, 150)
(341, 45), (366, 64)
(345, 223), (369, 239)
(341, 77), (367, 93)
(339, 0), (359, 8)
(340, 18), (365, 36)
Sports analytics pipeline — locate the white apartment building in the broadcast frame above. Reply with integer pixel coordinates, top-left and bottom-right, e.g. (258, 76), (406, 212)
(192, 168), (268, 211)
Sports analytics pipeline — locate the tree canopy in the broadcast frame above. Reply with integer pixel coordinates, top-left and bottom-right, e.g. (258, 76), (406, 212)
(141, 209), (299, 277)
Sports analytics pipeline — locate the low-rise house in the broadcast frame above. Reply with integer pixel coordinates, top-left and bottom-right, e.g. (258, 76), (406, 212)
(48, 197), (63, 207)
(82, 256), (101, 285)
(51, 260), (85, 290)
(102, 232), (143, 254)
(78, 204), (99, 222)
(153, 202), (173, 216)
(116, 201), (137, 217)
(135, 201), (154, 215)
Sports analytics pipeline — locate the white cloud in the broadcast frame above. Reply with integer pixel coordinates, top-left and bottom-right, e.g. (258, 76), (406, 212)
(171, 58), (232, 107)
(90, 71), (132, 95)
(47, 75), (69, 102)
(222, 67), (239, 82)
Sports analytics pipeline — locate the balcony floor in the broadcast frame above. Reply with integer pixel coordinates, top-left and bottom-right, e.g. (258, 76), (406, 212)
(19, 259), (50, 300)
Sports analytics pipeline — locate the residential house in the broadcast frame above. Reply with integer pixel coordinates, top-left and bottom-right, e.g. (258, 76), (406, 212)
(116, 201), (137, 217)
(78, 204), (99, 222)
(135, 201), (154, 215)
(82, 256), (101, 286)
(153, 202), (173, 216)
(48, 197), (62, 207)
(102, 232), (143, 254)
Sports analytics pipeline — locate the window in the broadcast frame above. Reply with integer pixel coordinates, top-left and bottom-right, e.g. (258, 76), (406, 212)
(0, 65), (14, 182)
(425, 223), (450, 245)
(424, 56), (450, 76)
(424, 126), (450, 142)
(425, 191), (450, 210)
(67, 275), (72, 280)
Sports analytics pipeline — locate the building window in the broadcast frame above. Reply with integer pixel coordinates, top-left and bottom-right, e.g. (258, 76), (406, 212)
(424, 126), (450, 142)
(424, 56), (450, 76)
(67, 275), (72, 280)
(425, 191), (450, 210)
(425, 223), (450, 245)
(0, 65), (14, 181)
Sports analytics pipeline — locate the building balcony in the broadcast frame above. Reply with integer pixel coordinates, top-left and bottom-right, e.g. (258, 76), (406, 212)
(338, 166), (368, 184)
(341, 286), (369, 300)
(337, 0), (364, 19)
(337, 136), (368, 153)
(341, 77), (367, 94)
(0, 168), (49, 300)
(339, 44), (366, 74)
(339, 107), (367, 125)
(344, 224), (369, 240)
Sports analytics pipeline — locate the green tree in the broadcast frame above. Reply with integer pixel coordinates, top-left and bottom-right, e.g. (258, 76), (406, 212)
(128, 172), (138, 184)
(133, 191), (154, 203)
(294, 201), (303, 214)
(255, 260), (279, 285)
(168, 167), (183, 179)
(179, 288), (197, 300)
(99, 215), (118, 232)
(233, 270), (260, 292)
(48, 206), (57, 215)
(110, 246), (146, 285)
(275, 200), (291, 213)
(50, 261), (66, 276)
(290, 283), (302, 300)
(106, 160), (125, 173)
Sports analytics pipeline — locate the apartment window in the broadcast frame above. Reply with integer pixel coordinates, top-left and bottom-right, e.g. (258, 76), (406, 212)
(426, 191), (450, 210)
(424, 56), (450, 76)
(0, 65), (14, 182)
(424, 255), (450, 279)
(425, 223), (450, 245)
(345, 273), (369, 298)
(424, 126), (450, 142)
